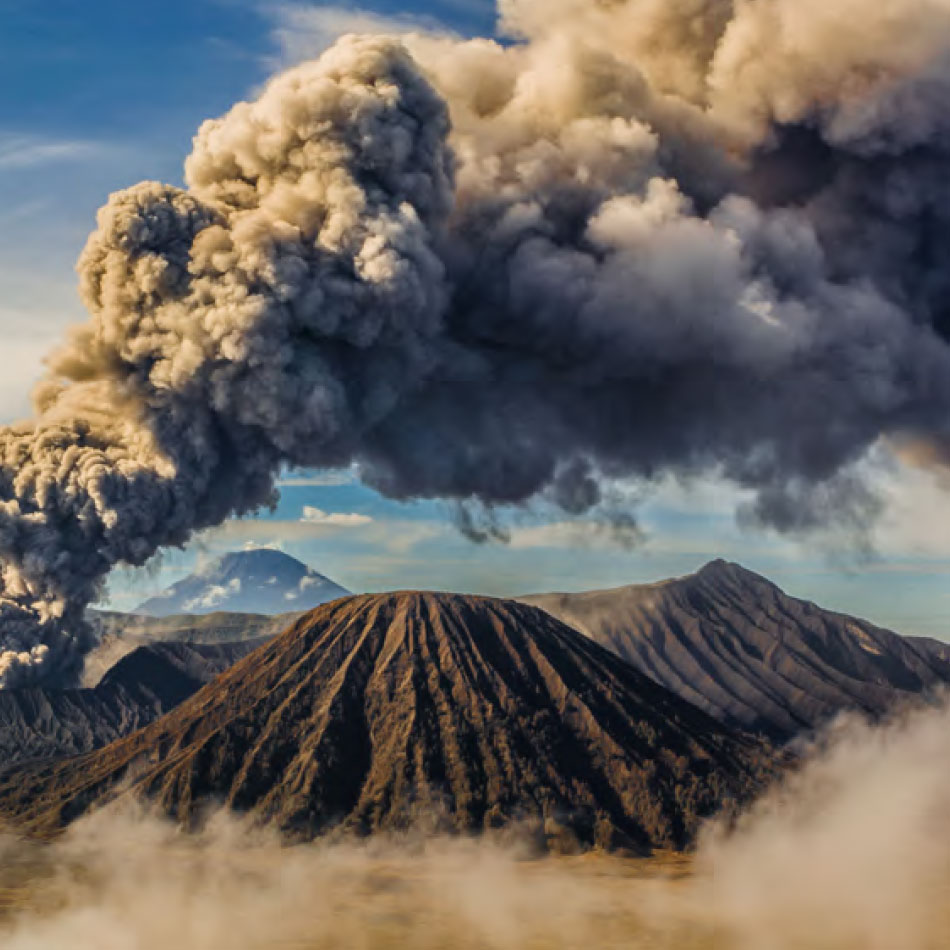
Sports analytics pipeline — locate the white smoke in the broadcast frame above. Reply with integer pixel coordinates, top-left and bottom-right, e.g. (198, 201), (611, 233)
(1, 700), (949, 948)
(693, 699), (950, 947)
(5, 0), (950, 684)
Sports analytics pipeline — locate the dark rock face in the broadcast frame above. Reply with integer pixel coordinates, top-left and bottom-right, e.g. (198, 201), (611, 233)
(0, 593), (772, 851)
(522, 560), (950, 741)
(0, 641), (263, 767)
(84, 609), (293, 687)
(134, 549), (349, 617)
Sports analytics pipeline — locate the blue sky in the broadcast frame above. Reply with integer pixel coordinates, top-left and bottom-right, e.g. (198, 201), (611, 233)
(2, 0), (950, 638)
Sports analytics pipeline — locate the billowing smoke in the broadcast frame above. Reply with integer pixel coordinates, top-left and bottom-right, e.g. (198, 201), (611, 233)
(4, 0), (950, 684)
(0, 38), (453, 685)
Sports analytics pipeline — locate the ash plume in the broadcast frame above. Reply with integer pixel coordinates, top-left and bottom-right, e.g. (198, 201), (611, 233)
(4, 0), (950, 684)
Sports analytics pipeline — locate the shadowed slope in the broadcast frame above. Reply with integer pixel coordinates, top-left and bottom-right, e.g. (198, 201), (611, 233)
(83, 610), (295, 687)
(0, 593), (771, 851)
(522, 561), (950, 740)
(0, 640), (264, 766)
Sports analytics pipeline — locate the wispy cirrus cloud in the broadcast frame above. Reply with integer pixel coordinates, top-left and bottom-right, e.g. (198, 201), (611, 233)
(301, 505), (373, 527)
(507, 518), (645, 551)
(205, 512), (444, 552)
(0, 133), (105, 172)
(277, 468), (356, 488)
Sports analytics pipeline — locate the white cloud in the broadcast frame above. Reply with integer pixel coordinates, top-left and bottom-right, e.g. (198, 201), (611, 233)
(210, 519), (355, 545)
(869, 457), (950, 559)
(300, 506), (373, 527)
(0, 331), (56, 421)
(0, 271), (90, 423)
(0, 134), (103, 171)
(508, 520), (642, 551)
(277, 468), (356, 487)
(283, 575), (328, 601)
(183, 577), (241, 612)
(638, 473), (749, 519)
(242, 539), (286, 552)
(204, 513), (445, 557)
(264, 3), (456, 67)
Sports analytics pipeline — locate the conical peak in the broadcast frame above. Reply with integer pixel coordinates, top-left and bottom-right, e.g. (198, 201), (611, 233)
(696, 557), (732, 575)
(135, 548), (348, 617)
(691, 559), (776, 591)
(0, 586), (771, 850)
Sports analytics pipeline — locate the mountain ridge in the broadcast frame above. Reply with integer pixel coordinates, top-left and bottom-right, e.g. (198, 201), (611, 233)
(521, 560), (950, 739)
(0, 640), (264, 768)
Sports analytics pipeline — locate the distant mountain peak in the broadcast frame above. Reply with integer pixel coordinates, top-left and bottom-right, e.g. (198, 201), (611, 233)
(134, 549), (349, 617)
(202, 549), (303, 573)
(691, 559), (775, 589)
(695, 557), (733, 576)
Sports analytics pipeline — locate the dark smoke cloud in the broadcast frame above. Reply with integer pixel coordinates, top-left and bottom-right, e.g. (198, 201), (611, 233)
(3, 0), (950, 683)
(0, 38), (452, 684)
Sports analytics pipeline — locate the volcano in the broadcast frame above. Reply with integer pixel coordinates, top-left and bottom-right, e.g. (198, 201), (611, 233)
(522, 561), (950, 740)
(0, 592), (771, 851)
(134, 549), (349, 617)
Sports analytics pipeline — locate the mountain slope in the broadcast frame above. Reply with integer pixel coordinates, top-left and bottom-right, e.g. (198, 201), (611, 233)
(134, 549), (349, 616)
(83, 609), (296, 687)
(0, 640), (263, 766)
(0, 593), (772, 851)
(521, 560), (950, 740)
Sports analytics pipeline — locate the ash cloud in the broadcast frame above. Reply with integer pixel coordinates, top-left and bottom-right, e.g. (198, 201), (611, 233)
(4, 0), (950, 683)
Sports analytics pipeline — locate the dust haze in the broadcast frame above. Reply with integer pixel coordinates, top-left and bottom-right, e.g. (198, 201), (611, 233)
(2, 699), (948, 949)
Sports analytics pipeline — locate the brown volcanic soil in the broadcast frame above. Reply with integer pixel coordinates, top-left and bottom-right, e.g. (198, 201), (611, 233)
(522, 560), (950, 740)
(0, 593), (772, 851)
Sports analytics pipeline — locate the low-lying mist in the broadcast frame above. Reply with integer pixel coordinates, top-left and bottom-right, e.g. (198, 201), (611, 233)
(2, 699), (949, 950)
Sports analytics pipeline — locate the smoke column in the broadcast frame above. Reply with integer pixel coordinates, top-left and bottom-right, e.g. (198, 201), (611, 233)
(4, 0), (950, 684)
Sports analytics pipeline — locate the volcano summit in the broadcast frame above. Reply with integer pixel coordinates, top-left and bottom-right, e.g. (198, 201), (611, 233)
(134, 549), (349, 617)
